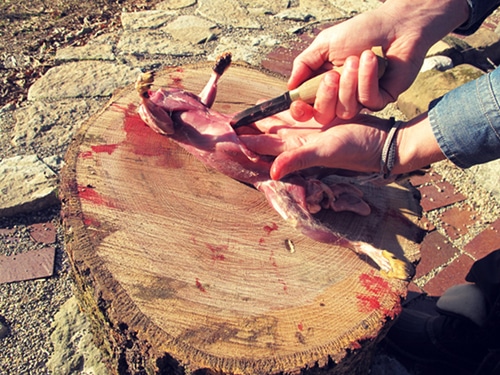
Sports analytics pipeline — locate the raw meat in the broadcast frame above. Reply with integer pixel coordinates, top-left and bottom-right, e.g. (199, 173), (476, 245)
(136, 53), (413, 280)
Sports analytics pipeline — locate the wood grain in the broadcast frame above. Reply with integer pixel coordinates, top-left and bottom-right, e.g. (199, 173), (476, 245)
(60, 63), (423, 374)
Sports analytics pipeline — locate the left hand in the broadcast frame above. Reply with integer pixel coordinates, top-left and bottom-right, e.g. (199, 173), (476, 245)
(238, 111), (394, 180)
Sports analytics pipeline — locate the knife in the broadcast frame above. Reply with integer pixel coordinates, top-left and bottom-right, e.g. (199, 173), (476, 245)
(230, 46), (387, 128)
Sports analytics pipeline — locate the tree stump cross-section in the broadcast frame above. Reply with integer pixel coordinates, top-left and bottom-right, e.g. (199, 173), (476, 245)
(60, 63), (423, 375)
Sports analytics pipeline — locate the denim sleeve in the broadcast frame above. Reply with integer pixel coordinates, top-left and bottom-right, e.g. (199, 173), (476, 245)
(429, 66), (500, 168)
(454, 0), (500, 35)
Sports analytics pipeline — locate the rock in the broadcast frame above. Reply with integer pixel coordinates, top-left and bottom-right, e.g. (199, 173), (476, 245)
(11, 99), (102, 149)
(56, 38), (115, 62)
(209, 36), (263, 66)
(43, 155), (65, 173)
(27, 61), (141, 100)
(47, 296), (109, 375)
(397, 64), (484, 118)
(241, 0), (290, 15)
(156, 0), (196, 10)
(275, 9), (315, 22)
(463, 28), (500, 49)
(470, 159), (500, 202)
(163, 15), (217, 44)
(120, 10), (176, 30)
(117, 29), (200, 56)
(197, 0), (261, 29)
(276, 0), (344, 22)
(0, 155), (59, 217)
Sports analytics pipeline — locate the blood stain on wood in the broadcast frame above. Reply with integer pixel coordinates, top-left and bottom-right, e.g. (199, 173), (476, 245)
(79, 151), (93, 159)
(195, 278), (207, 293)
(83, 215), (101, 228)
(205, 243), (227, 262)
(356, 294), (381, 313)
(78, 185), (115, 208)
(359, 272), (390, 295)
(263, 222), (278, 235)
(91, 144), (119, 155)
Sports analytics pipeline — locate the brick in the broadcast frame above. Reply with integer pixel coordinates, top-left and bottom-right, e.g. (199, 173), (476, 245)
(464, 218), (500, 259)
(0, 247), (55, 284)
(416, 231), (459, 278)
(438, 204), (479, 240)
(422, 254), (475, 296)
(418, 181), (466, 211)
(409, 170), (442, 187)
(28, 222), (57, 244)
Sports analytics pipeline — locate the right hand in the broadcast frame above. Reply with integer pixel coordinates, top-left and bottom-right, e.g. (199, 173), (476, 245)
(287, 2), (448, 124)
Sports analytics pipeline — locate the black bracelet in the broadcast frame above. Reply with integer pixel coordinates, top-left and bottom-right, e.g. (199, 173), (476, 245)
(380, 117), (402, 179)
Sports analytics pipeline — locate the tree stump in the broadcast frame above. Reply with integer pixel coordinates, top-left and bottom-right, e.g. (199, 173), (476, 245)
(60, 63), (424, 375)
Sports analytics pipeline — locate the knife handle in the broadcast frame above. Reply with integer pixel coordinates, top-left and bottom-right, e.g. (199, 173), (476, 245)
(289, 46), (387, 104)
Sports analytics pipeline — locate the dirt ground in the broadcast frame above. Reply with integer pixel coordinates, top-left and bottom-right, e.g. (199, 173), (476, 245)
(0, 0), (165, 109)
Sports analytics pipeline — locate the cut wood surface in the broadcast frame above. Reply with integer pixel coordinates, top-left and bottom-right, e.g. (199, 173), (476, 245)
(60, 63), (424, 375)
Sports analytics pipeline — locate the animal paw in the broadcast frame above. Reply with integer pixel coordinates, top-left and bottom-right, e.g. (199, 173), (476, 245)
(136, 71), (155, 98)
(379, 250), (415, 281)
(213, 52), (232, 76)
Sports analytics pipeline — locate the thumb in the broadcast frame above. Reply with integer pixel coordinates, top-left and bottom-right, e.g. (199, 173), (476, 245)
(270, 146), (323, 180)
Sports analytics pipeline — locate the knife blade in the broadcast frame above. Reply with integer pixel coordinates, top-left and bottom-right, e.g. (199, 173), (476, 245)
(230, 46), (387, 128)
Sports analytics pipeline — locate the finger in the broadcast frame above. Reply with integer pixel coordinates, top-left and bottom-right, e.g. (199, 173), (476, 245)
(290, 100), (314, 122)
(288, 55), (316, 90)
(270, 145), (325, 180)
(336, 56), (361, 120)
(358, 49), (384, 110)
(239, 134), (287, 156)
(313, 70), (339, 125)
(253, 115), (290, 133)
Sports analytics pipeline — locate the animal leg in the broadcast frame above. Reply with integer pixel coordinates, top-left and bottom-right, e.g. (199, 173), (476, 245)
(353, 241), (414, 281)
(199, 52), (232, 107)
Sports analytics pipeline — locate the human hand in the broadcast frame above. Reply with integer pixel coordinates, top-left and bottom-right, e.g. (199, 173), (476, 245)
(239, 111), (393, 180)
(289, 0), (470, 124)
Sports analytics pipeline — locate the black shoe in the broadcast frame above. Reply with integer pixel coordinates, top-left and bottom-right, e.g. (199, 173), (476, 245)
(384, 308), (488, 372)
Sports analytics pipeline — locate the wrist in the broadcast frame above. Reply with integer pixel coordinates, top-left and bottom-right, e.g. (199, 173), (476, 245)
(391, 113), (446, 175)
(381, 0), (471, 50)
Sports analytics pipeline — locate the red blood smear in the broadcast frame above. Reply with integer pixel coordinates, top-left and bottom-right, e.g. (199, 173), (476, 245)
(356, 294), (381, 313)
(297, 322), (303, 331)
(357, 271), (402, 317)
(112, 103), (169, 159)
(206, 243), (227, 261)
(359, 272), (391, 295)
(91, 144), (119, 155)
(350, 341), (362, 350)
(83, 215), (101, 228)
(195, 278), (207, 293)
(78, 185), (115, 208)
(79, 151), (93, 159)
(263, 222), (278, 235)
